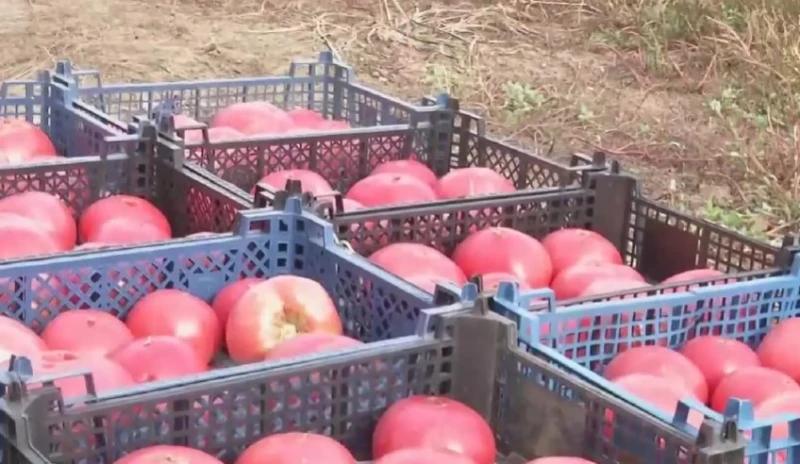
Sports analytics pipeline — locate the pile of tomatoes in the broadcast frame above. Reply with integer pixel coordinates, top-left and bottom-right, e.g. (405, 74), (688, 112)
(606, 320), (800, 463)
(362, 225), (721, 299)
(253, 159), (517, 211)
(174, 102), (519, 208)
(110, 394), (598, 464)
(252, 160), (517, 211)
(0, 188), (201, 260)
(0, 274), (362, 399)
(359, 223), (800, 458)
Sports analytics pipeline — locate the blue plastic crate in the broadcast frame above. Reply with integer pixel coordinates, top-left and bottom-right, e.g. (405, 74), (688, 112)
(46, 52), (606, 205)
(0, 293), (746, 464)
(0, 194), (475, 463)
(0, 70), (141, 158)
(491, 253), (800, 464)
(0, 195), (444, 342)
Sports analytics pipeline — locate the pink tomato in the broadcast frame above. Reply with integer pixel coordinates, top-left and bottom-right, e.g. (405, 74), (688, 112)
(452, 227), (552, 289)
(370, 160), (437, 188)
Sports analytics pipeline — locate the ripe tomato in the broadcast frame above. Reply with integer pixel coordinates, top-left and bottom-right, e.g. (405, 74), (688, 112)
(376, 449), (477, 464)
(711, 366), (800, 413)
(369, 244), (467, 286)
(370, 160), (438, 188)
(212, 278), (266, 338)
(435, 167), (515, 199)
(40, 309), (134, 357)
(0, 316), (47, 364)
(287, 108), (325, 129)
(84, 217), (172, 245)
(211, 102), (295, 135)
(109, 336), (208, 383)
(452, 227), (552, 289)
(79, 195), (171, 243)
(372, 396), (495, 464)
(266, 333), (362, 360)
(226, 276), (342, 363)
(125, 289), (221, 364)
(756, 318), (800, 382)
(114, 445), (223, 464)
(236, 432), (356, 464)
(255, 169), (334, 196)
(345, 173), (438, 208)
(0, 191), (76, 250)
(679, 336), (760, 395)
(477, 272), (531, 292)
(0, 212), (62, 259)
(603, 346), (708, 403)
(753, 392), (800, 464)
(24, 350), (135, 401)
(541, 229), (622, 276)
(0, 118), (58, 163)
(551, 263), (644, 300)
(611, 374), (703, 430)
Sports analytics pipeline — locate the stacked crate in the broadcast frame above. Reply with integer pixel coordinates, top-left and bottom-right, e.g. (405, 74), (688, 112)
(0, 53), (766, 463)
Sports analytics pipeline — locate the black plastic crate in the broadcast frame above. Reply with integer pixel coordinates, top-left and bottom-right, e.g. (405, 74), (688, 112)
(244, 112), (610, 211)
(46, 53), (608, 209)
(0, 299), (745, 464)
(291, 169), (791, 300)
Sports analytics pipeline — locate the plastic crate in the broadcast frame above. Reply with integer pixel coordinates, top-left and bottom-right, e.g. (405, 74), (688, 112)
(312, 170), (786, 280)
(371, 173), (797, 461)
(491, 267), (800, 463)
(0, 193), (446, 374)
(0, 70), (140, 158)
(0, 125), (249, 256)
(47, 52), (608, 207)
(489, 260), (800, 463)
(47, 52), (447, 189)
(0, 297), (746, 464)
(305, 168), (800, 463)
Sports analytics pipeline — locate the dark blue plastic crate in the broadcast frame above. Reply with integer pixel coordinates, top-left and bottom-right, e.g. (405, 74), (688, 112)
(491, 254), (800, 463)
(0, 71), (141, 158)
(0, 295), (746, 464)
(47, 53), (606, 205)
(0, 127), (250, 256)
(319, 171), (786, 289)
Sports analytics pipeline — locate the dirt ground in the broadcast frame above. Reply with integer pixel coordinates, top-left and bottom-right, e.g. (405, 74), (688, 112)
(3, 0), (798, 243)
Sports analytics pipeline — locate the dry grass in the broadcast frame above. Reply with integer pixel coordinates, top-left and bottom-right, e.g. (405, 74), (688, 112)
(1, 0), (798, 241)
